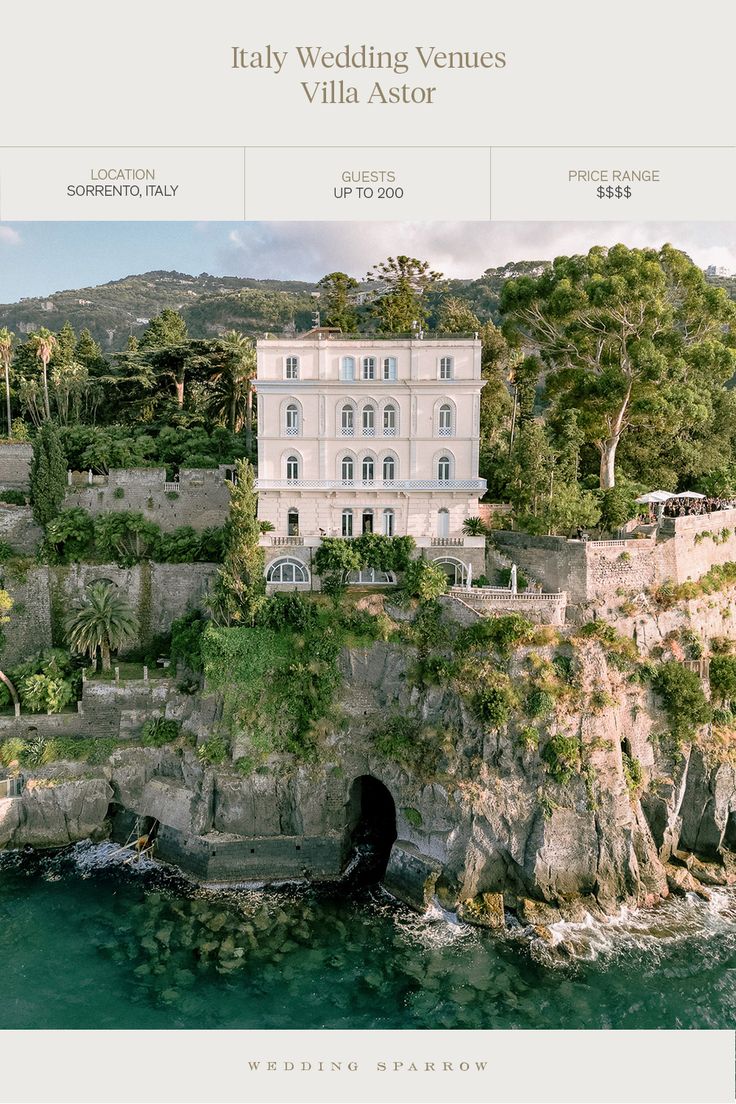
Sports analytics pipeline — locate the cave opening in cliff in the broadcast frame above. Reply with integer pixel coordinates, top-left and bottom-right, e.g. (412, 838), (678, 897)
(344, 775), (397, 885)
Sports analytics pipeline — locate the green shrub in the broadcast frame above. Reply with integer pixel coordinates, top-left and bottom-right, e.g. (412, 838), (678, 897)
(541, 733), (581, 785)
(403, 806), (423, 828)
(138, 717), (180, 747)
(526, 687), (555, 719)
(0, 490), (26, 506)
(458, 613), (534, 657)
(373, 715), (439, 771)
(197, 733), (229, 765)
(258, 592), (318, 632)
(622, 752), (643, 795)
(113, 487), (125, 500)
(44, 508), (95, 563)
(709, 655), (736, 703)
(516, 725), (539, 751)
(496, 566), (529, 591)
(401, 558), (448, 602)
(472, 671), (516, 727)
(652, 660), (712, 737)
(170, 611), (206, 672)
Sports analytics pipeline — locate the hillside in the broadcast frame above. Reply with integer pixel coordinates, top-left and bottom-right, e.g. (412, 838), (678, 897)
(2, 260), (729, 352)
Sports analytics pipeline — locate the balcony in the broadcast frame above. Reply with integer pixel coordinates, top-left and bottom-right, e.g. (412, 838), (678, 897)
(256, 478), (487, 492)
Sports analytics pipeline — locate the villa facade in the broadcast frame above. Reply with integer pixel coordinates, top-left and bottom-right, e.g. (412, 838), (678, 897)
(255, 330), (487, 588)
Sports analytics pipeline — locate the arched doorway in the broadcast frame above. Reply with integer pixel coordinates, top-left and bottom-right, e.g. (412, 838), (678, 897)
(345, 775), (397, 884)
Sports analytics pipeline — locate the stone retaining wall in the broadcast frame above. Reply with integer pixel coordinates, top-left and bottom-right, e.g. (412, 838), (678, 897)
(65, 466), (232, 533)
(1, 562), (217, 666)
(0, 444), (32, 490)
(0, 505), (42, 554)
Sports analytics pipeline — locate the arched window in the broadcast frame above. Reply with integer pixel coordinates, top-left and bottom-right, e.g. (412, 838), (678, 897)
(342, 509), (353, 537)
(341, 404), (354, 436)
(286, 455), (299, 481)
(437, 455), (451, 482)
(285, 355), (299, 380)
(285, 403), (299, 435)
(383, 404), (397, 436)
(287, 509), (299, 537)
(341, 356), (355, 381)
(439, 355), (453, 380)
(341, 456), (354, 482)
(382, 356), (397, 381)
(362, 404), (375, 436)
(382, 456), (396, 482)
(267, 557), (309, 584)
(433, 557), (465, 586)
(362, 356), (376, 380)
(438, 404), (453, 436)
(383, 508), (395, 537)
(362, 457), (375, 482)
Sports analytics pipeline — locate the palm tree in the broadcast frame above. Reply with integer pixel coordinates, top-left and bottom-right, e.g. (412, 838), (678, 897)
(209, 331), (256, 451)
(28, 328), (57, 422)
(65, 581), (138, 671)
(0, 328), (13, 435)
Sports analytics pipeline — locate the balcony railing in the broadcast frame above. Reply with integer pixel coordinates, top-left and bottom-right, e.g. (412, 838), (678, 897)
(257, 478), (487, 492)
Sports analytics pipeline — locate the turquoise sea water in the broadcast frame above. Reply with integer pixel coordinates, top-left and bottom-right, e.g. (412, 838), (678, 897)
(0, 842), (735, 1030)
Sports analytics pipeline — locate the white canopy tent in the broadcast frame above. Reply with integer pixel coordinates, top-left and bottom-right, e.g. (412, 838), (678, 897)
(672, 491), (706, 499)
(635, 490), (675, 504)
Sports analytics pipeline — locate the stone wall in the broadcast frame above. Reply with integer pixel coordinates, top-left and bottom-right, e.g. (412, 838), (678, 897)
(0, 505), (42, 554)
(65, 466), (232, 532)
(1, 562), (217, 666)
(447, 588), (567, 625)
(495, 514), (736, 613)
(0, 443), (32, 490)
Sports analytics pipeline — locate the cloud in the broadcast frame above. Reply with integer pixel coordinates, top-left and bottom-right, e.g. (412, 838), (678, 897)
(0, 225), (21, 247)
(214, 221), (736, 281)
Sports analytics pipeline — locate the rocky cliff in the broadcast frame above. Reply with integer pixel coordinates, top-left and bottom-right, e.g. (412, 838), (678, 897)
(1, 595), (735, 928)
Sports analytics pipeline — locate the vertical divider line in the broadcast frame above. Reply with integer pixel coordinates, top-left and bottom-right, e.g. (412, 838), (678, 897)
(489, 146), (492, 221)
(243, 146), (247, 220)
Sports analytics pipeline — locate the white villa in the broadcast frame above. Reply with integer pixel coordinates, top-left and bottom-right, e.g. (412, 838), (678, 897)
(255, 330), (487, 589)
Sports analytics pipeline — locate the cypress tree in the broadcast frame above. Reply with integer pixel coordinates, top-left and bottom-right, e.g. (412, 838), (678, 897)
(211, 459), (266, 625)
(30, 422), (67, 525)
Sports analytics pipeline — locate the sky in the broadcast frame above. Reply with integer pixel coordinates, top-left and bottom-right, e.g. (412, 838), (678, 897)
(0, 221), (735, 302)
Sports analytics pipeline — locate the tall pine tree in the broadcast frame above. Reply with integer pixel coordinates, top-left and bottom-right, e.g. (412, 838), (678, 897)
(30, 422), (67, 525)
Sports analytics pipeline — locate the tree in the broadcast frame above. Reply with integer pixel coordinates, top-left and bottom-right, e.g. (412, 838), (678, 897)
(0, 588), (19, 715)
(367, 256), (443, 332)
(207, 331), (256, 449)
(65, 580), (138, 671)
(139, 310), (189, 405)
(317, 272), (359, 331)
(210, 459), (266, 625)
(28, 327), (57, 421)
(30, 421), (67, 525)
(501, 244), (736, 489)
(0, 328), (13, 435)
(512, 355), (541, 429)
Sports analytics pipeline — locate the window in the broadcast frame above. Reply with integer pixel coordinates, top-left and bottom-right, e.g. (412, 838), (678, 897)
(383, 508), (395, 537)
(439, 356), (453, 380)
(267, 557), (309, 584)
(362, 404), (375, 436)
(341, 456), (354, 482)
(362, 457), (375, 482)
(437, 508), (450, 538)
(438, 455), (451, 481)
(341, 403), (354, 436)
(438, 403), (453, 436)
(347, 568), (395, 585)
(286, 455), (299, 481)
(362, 356), (376, 380)
(382, 456), (396, 482)
(287, 509), (299, 537)
(382, 356), (397, 381)
(383, 404), (397, 436)
(341, 356), (355, 381)
(285, 355), (299, 380)
(285, 403), (299, 435)
(341, 509), (353, 537)
(362, 509), (374, 534)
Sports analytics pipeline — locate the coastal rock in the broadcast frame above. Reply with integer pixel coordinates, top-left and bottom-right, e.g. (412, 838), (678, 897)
(2, 777), (113, 848)
(457, 892), (505, 929)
